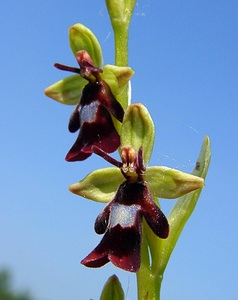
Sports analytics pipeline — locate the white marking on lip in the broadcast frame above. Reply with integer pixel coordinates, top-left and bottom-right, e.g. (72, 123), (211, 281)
(109, 204), (140, 228)
(80, 101), (99, 123)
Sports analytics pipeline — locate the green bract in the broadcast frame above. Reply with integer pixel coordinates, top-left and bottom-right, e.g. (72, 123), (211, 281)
(157, 136), (211, 273)
(100, 275), (124, 300)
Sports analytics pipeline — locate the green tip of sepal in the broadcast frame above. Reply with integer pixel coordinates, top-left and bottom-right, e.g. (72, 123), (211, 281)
(100, 275), (125, 300)
(101, 64), (134, 97)
(69, 167), (124, 203)
(44, 74), (87, 105)
(191, 135), (211, 179)
(120, 103), (155, 165)
(69, 23), (103, 66)
(145, 166), (204, 199)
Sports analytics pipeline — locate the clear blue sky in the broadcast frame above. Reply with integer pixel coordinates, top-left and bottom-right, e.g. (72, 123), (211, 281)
(1, 1), (237, 299)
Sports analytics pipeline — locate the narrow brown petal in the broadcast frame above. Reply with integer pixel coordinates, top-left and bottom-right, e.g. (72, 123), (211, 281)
(141, 184), (169, 239)
(94, 204), (111, 234)
(68, 103), (81, 133)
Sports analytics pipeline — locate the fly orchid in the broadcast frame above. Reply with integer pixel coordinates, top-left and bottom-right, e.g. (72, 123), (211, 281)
(44, 24), (134, 161)
(81, 146), (169, 272)
(54, 50), (124, 161)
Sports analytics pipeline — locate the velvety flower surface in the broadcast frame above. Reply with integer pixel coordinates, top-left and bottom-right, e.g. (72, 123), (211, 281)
(81, 180), (169, 272)
(55, 50), (124, 161)
(81, 146), (169, 272)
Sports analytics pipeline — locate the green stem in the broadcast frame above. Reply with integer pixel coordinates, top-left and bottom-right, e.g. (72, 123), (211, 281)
(136, 222), (162, 300)
(105, 0), (136, 108)
(113, 21), (129, 109)
(105, 0), (134, 66)
(137, 270), (162, 300)
(113, 21), (129, 67)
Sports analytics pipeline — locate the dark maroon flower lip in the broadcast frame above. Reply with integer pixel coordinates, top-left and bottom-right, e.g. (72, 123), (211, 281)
(81, 223), (141, 272)
(54, 50), (124, 162)
(81, 148), (169, 272)
(65, 104), (121, 161)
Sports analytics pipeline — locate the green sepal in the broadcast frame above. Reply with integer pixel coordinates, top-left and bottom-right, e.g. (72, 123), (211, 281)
(69, 23), (103, 67)
(44, 74), (87, 105)
(69, 167), (124, 203)
(100, 275), (125, 300)
(120, 103), (155, 165)
(101, 64), (134, 98)
(144, 166), (204, 199)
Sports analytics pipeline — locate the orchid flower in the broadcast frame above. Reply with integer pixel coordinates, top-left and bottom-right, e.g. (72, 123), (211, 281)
(54, 50), (125, 161)
(81, 146), (169, 272)
(44, 24), (134, 161)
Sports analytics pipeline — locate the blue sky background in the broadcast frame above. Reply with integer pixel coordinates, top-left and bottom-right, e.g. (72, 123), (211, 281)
(0, 1), (237, 299)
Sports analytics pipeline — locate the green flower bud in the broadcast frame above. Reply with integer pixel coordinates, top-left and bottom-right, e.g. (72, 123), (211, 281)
(44, 74), (86, 105)
(100, 275), (124, 300)
(105, 0), (136, 25)
(105, 0), (125, 23)
(145, 166), (204, 199)
(69, 167), (124, 203)
(69, 23), (103, 67)
(120, 103), (155, 165)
